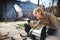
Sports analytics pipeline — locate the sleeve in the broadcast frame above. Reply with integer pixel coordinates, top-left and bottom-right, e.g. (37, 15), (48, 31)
(49, 14), (59, 29)
(28, 20), (41, 29)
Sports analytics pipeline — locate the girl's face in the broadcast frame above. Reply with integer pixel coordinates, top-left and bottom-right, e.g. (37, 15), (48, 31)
(34, 10), (42, 19)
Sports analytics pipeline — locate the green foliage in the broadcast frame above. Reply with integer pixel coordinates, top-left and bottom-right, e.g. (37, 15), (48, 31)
(19, 24), (24, 28)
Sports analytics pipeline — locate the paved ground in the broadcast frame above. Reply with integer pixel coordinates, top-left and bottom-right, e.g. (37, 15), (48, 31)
(0, 18), (60, 40)
(0, 22), (32, 40)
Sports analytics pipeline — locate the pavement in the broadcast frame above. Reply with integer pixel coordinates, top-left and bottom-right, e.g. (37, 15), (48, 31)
(0, 21), (32, 40)
(0, 17), (60, 40)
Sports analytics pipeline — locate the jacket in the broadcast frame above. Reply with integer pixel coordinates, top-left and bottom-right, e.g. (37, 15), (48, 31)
(29, 12), (59, 29)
